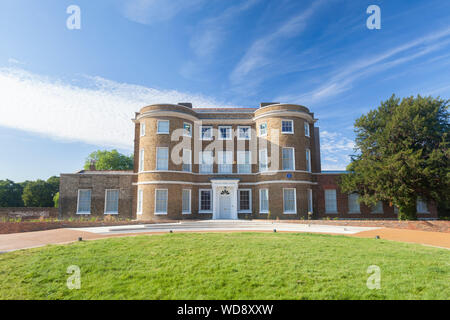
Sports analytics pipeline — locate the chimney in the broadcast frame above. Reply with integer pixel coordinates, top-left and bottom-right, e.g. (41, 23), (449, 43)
(178, 102), (193, 108)
(260, 102), (279, 108)
(89, 160), (97, 171)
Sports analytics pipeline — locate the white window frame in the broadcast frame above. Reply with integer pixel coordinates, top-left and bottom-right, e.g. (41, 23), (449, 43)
(154, 189), (168, 215)
(140, 122), (146, 137)
(199, 151), (214, 173)
(237, 151), (252, 174)
(139, 148), (144, 172)
(371, 201), (384, 214)
(137, 189), (143, 215)
(183, 122), (192, 137)
(283, 188), (297, 214)
(76, 189), (91, 214)
(259, 122), (267, 137)
(104, 189), (119, 215)
(182, 149), (192, 172)
(304, 121), (310, 137)
(218, 151), (233, 173)
(325, 189), (338, 214)
(157, 120), (170, 134)
(259, 149), (268, 172)
(281, 119), (294, 134)
(218, 126), (232, 140)
(282, 147), (295, 171)
(200, 126), (213, 141)
(416, 198), (429, 213)
(306, 148), (311, 172)
(259, 188), (269, 214)
(307, 189), (313, 214)
(348, 193), (360, 213)
(199, 189), (213, 213)
(237, 126), (251, 140)
(156, 147), (169, 171)
(182, 189), (191, 214)
(238, 189), (252, 213)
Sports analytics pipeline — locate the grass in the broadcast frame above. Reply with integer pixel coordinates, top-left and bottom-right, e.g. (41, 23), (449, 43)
(0, 233), (449, 300)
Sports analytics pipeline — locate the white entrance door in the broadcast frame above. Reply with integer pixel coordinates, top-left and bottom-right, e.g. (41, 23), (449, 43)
(218, 192), (232, 219)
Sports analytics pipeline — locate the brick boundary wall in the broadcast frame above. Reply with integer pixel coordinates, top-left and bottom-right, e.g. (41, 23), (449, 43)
(0, 207), (59, 220)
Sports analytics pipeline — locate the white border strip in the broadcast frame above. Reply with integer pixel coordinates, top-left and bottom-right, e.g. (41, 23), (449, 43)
(134, 180), (317, 186)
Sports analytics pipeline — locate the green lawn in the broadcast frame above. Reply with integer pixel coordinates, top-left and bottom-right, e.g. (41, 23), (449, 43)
(0, 233), (449, 299)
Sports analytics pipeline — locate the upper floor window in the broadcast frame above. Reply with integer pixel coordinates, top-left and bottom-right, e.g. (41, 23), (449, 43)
(183, 122), (192, 137)
(157, 120), (169, 134)
(416, 198), (429, 213)
(281, 120), (294, 134)
(200, 126), (212, 140)
(325, 189), (337, 213)
(306, 148), (311, 172)
(199, 151), (213, 173)
(259, 149), (268, 172)
(282, 147), (295, 171)
(238, 126), (251, 140)
(348, 193), (360, 213)
(104, 189), (119, 214)
(77, 189), (91, 214)
(182, 149), (192, 172)
(237, 151), (251, 173)
(139, 149), (144, 172)
(218, 151), (233, 173)
(259, 122), (267, 136)
(371, 201), (384, 214)
(219, 126), (232, 140)
(140, 123), (146, 137)
(304, 122), (310, 137)
(156, 147), (169, 170)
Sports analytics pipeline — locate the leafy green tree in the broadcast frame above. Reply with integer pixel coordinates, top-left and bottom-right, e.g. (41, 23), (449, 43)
(0, 180), (24, 207)
(340, 95), (449, 220)
(22, 180), (54, 207)
(46, 176), (60, 198)
(84, 149), (133, 171)
(53, 192), (59, 208)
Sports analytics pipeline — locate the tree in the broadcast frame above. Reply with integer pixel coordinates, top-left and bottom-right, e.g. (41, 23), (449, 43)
(84, 149), (133, 171)
(22, 180), (54, 207)
(46, 176), (60, 198)
(340, 95), (449, 220)
(53, 192), (60, 208)
(0, 180), (24, 207)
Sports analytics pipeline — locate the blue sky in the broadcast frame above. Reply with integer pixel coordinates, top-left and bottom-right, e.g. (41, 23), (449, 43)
(0, 0), (449, 181)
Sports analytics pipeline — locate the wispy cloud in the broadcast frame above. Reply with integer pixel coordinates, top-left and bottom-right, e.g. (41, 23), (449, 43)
(0, 68), (228, 149)
(320, 130), (355, 170)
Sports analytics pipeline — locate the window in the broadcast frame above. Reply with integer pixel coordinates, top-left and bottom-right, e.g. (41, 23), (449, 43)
(182, 189), (191, 214)
(137, 189), (143, 215)
(259, 189), (269, 213)
(348, 193), (360, 213)
(371, 201), (383, 214)
(182, 149), (192, 172)
(325, 189), (337, 213)
(156, 147), (169, 170)
(77, 189), (91, 214)
(157, 120), (169, 134)
(199, 189), (212, 212)
(155, 189), (168, 214)
(259, 122), (267, 136)
(104, 189), (119, 214)
(306, 148), (311, 172)
(237, 151), (251, 173)
(259, 149), (268, 172)
(282, 147), (295, 170)
(238, 126), (251, 140)
(283, 188), (296, 214)
(238, 189), (252, 212)
(304, 121), (310, 137)
(281, 120), (294, 134)
(199, 151), (213, 173)
(183, 122), (192, 137)
(140, 122), (146, 137)
(218, 151), (233, 173)
(219, 126), (232, 140)
(307, 189), (313, 213)
(139, 149), (144, 172)
(416, 198), (429, 213)
(200, 126), (212, 140)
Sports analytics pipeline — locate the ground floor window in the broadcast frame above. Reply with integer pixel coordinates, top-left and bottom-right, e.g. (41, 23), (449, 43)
(238, 189), (252, 212)
(77, 189), (91, 214)
(307, 189), (313, 213)
(416, 198), (429, 213)
(137, 189), (143, 214)
(371, 201), (384, 214)
(104, 189), (119, 214)
(182, 189), (191, 214)
(283, 188), (296, 214)
(348, 193), (360, 213)
(325, 189), (337, 213)
(155, 189), (168, 214)
(199, 189), (212, 212)
(259, 189), (269, 213)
